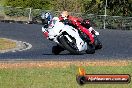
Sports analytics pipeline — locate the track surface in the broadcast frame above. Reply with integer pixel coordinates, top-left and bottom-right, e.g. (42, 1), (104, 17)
(0, 22), (132, 60)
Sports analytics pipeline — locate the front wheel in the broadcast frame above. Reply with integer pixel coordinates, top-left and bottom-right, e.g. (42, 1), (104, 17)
(59, 36), (81, 54)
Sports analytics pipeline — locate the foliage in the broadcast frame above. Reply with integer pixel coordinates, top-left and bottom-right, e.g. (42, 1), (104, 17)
(107, 0), (132, 16)
(4, 0), (132, 16)
(83, 0), (104, 14)
(52, 0), (84, 12)
(5, 0), (53, 10)
(0, 0), (5, 6)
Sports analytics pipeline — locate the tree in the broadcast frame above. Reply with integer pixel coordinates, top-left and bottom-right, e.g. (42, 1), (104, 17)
(83, 0), (104, 14)
(4, 0), (132, 16)
(5, 0), (53, 10)
(52, 0), (84, 12)
(107, 0), (132, 16)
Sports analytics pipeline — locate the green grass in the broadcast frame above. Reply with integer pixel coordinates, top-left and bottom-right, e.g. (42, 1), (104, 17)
(0, 63), (132, 88)
(0, 0), (5, 6)
(0, 38), (16, 50)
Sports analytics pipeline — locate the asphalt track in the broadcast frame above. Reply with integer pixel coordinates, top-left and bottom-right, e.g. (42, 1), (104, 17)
(0, 22), (132, 60)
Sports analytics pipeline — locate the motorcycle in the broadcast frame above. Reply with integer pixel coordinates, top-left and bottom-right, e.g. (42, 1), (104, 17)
(80, 19), (102, 50)
(42, 17), (102, 55)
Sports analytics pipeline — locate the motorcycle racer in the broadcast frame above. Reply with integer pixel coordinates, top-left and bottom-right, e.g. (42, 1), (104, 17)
(41, 12), (53, 28)
(59, 11), (99, 44)
(42, 11), (102, 54)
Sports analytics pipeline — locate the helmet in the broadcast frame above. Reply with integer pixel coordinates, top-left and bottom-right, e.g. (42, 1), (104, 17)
(45, 12), (51, 18)
(61, 11), (69, 18)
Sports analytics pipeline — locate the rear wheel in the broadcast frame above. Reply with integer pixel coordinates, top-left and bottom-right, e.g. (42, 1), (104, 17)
(85, 44), (95, 54)
(79, 32), (95, 54)
(94, 35), (102, 50)
(59, 36), (81, 54)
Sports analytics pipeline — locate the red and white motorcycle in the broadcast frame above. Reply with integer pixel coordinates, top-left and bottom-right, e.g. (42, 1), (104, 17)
(42, 17), (102, 54)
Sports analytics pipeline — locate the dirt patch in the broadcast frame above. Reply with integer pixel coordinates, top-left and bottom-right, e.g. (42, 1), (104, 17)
(0, 60), (129, 69)
(0, 38), (32, 53)
(0, 38), (16, 51)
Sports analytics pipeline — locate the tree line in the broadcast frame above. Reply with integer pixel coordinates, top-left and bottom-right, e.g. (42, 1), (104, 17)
(5, 0), (132, 16)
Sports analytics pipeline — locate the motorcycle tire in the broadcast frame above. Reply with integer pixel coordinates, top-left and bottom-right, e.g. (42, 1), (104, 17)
(94, 35), (102, 50)
(85, 44), (95, 54)
(59, 36), (81, 55)
(52, 45), (64, 55)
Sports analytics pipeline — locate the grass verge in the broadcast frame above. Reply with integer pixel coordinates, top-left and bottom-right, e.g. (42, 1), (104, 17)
(0, 60), (131, 88)
(0, 38), (16, 51)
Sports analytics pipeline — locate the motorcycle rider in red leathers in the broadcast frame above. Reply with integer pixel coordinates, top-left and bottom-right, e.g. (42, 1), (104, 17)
(59, 11), (99, 44)
(43, 11), (101, 54)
